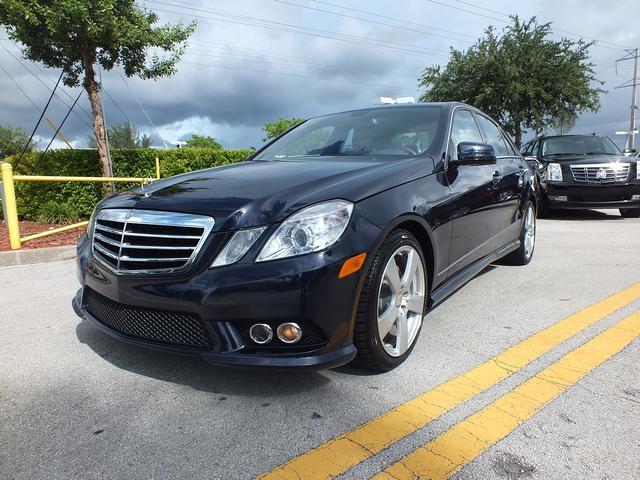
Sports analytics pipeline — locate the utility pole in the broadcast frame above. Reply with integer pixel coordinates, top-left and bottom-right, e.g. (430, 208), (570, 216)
(616, 48), (639, 152)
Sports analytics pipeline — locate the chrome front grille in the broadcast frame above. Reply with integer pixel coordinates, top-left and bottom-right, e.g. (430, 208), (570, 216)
(92, 209), (214, 274)
(570, 163), (630, 183)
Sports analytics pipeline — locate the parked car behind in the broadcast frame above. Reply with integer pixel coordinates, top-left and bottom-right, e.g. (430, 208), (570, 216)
(522, 135), (640, 217)
(73, 103), (537, 372)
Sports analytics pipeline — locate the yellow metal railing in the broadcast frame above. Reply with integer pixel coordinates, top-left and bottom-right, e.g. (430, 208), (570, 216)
(1, 158), (161, 250)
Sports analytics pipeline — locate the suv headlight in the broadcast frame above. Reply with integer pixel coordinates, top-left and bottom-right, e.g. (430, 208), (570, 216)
(256, 200), (353, 262)
(211, 227), (266, 267)
(545, 162), (563, 182)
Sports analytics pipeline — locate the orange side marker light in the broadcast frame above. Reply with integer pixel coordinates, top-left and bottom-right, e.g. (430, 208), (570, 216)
(338, 252), (367, 279)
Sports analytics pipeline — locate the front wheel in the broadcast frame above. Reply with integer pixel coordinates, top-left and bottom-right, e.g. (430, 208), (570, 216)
(620, 208), (640, 218)
(502, 201), (536, 266)
(352, 230), (427, 372)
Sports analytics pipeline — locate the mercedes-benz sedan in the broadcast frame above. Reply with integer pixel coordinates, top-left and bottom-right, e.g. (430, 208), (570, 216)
(73, 103), (537, 371)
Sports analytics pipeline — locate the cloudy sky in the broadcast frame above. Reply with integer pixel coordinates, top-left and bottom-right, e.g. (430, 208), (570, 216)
(0, 0), (638, 150)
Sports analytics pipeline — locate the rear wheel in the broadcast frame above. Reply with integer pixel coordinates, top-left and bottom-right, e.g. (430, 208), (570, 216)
(619, 208), (640, 218)
(352, 230), (427, 372)
(503, 201), (536, 266)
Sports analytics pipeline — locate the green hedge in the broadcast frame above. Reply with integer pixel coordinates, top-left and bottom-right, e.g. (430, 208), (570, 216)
(2, 148), (252, 221)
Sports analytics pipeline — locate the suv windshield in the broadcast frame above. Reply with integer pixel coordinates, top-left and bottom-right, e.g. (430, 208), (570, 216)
(255, 106), (443, 160)
(541, 136), (620, 157)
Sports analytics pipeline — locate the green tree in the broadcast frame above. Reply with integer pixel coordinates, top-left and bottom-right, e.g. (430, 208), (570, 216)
(549, 110), (577, 136)
(183, 134), (222, 149)
(88, 122), (152, 149)
(0, 1), (195, 193)
(0, 125), (32, 160)
(262, 117), (304, 142)
(418, 17), (602, 148)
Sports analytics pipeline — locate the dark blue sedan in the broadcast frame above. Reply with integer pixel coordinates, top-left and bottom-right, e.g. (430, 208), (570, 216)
(73, 103), (537, 371)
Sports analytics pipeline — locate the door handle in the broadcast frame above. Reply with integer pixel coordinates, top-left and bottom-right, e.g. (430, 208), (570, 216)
(492, 171), (502, 183)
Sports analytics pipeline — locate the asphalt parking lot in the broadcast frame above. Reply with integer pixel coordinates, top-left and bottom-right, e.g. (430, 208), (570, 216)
(1, 209), (639, 480)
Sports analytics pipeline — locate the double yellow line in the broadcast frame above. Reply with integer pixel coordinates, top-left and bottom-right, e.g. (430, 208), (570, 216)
(259, 283), (640, 480)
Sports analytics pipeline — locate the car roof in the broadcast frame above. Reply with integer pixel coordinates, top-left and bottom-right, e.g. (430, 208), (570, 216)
(315, 102), (478, 118)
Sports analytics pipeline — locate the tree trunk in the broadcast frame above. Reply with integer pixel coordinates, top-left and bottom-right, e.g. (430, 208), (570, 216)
(83, 54), (114, 195)
(513, 121), (522, 150)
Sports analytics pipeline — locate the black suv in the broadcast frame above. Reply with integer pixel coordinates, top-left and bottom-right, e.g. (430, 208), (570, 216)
(521, 135), (640, 217)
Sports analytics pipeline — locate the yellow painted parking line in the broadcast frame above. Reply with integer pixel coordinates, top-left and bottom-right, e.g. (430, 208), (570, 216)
(258, 283), (640, 480)
(374, 309), (640, 480)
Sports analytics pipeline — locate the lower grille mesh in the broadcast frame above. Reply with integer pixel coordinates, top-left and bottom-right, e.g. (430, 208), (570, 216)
(84, 288), (212, 349)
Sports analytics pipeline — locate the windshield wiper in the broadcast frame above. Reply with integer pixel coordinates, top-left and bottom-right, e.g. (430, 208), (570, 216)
(584, 152), (615, 155)
(543, 153), (579, 157)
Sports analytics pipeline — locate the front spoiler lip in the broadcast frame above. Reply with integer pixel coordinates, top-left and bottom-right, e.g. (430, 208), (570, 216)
(72, 290), (357, 370)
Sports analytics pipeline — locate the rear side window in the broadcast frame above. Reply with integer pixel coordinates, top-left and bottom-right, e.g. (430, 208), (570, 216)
(450, 109), (484, 149)
(476, 115), (511, 157)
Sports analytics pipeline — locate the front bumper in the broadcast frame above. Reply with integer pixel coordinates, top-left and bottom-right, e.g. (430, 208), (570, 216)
(543, 182), (640, 209)
(72, 214), (382, 369)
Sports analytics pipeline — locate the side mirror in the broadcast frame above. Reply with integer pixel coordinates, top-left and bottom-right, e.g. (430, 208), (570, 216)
(454, 142), (497, 165)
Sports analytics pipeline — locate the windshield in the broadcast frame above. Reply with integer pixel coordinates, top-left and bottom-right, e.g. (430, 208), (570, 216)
(255, 106), (443, 160)
(541, 136), (620, 157)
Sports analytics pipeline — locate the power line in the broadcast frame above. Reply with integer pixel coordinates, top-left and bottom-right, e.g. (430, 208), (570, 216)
(15, 71), (63, 169)
(148, 0), (449, 58)
(0, 62), (40, 112)
(0, 42), (94, 129)
(181, 60), (416, 92)
(185, 47), (421, 80)
(35, 90), (82, 168)
(427, 0), (631, 52)
(119, 73), (168, 149)
(311, 0), (477, 39)
(274, 0), (473, 44)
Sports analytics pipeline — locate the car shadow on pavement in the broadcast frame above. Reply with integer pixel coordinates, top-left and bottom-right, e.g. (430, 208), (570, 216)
(75, 319), (331, 396)
(543, 209), (625, 221)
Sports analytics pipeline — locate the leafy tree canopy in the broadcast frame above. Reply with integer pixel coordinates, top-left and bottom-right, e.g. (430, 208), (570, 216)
(183, 134), (222, 149)
(263, 117), (304, 142)
(0, 0), (195, 191)
(419, 16), (603, 147)
(88, 122), (152, 149)
(0, 125), (32, 160)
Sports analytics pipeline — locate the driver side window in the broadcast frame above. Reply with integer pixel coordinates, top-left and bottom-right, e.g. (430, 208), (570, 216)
(450, 109), (483, 159)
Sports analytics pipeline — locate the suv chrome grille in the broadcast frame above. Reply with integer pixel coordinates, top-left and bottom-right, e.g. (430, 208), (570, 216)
(570, 163), (630, 183)
(92, 209), (214, 274)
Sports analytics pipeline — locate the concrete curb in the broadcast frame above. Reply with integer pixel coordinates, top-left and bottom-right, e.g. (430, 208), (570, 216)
(0, 245), (76, 268)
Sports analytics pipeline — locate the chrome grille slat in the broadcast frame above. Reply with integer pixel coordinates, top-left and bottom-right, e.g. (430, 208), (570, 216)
(94, 242), (119, 259)
(120, 231), (202, 240)
(120, 256), (191, 262)
(92, 209), (214, 275)
(570, 163), (630, 183)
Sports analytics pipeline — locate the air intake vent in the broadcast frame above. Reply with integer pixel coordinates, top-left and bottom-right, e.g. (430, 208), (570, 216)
(92, 209), (214, 274)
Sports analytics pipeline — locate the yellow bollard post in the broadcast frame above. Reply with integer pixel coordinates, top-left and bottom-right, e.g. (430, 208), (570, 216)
(155, 156), (160, 179)
(1, 163), (21, 250)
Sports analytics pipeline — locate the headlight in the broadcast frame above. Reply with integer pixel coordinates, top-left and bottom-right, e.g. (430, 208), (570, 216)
(545, 163), (563, 182)
(211, 227), (266, 267)
(637, 164), (640, 180)
(256, 200), (353, 262)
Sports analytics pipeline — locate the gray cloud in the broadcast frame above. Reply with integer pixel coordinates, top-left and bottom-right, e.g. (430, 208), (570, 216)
(1, 0), (638, 150)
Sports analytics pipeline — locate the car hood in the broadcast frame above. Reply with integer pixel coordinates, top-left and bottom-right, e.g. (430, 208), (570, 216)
(543, 154), (636, 165)
(98, 156), (430, 231)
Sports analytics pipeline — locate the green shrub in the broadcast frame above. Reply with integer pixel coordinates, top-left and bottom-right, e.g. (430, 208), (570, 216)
(3, 148), (252, 222)
(36, 200), (80, 224)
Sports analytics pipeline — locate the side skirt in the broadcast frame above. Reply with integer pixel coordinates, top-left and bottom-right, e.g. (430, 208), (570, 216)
(428, 239), (520, 310)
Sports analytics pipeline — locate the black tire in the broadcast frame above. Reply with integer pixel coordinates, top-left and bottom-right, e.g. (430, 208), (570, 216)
(619, 208), (640, 218)
(352, 229), (427, 372)
(502, 201), (536, 266)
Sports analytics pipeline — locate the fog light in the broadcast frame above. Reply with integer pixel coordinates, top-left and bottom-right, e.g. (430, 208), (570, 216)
(549, 195), (567, 201)
(632, 194), (640, 200)
(277, 322), (302, 344)
(249, 324), (273, 344)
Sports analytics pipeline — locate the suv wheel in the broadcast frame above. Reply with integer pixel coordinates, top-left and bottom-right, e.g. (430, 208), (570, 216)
(352, 230), (427, 372)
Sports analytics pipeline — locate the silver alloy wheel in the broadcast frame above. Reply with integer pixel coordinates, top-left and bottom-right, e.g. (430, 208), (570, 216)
(524, 204), (536, 260)
(376, 245), (426, 357)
